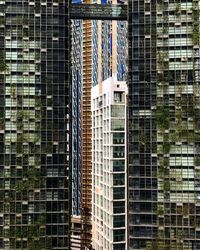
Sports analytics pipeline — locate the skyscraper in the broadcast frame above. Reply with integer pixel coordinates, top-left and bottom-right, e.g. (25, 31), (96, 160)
(128, 0), (200, 249)
(91, 76), (127, 250)
(72, 17), (82, 217)
(71, 16), (83, 250)
(0, 1), (70, 249)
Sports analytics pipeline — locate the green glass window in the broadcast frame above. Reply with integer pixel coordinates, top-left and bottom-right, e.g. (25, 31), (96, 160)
(113, 146), (125, 158)
(113, 132), (125, 144)
(113, 244), (125, 250)
(114, 215), (125, 227)
(113, 229), (125, 242)
(113, 187), (125, 199)
(113, 160), (125, 171)
(113, 173), (125, 185)
(113, 201), (125, 213)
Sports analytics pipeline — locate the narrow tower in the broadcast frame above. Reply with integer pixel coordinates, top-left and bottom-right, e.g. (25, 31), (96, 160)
(92, 77), (127, 250)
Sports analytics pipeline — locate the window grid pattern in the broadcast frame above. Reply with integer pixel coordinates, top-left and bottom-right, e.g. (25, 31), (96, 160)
(72, 18), (82, 216)
(0, 0), (70, 249)
(92, 80), (127, 250)
(128, 0), (200, 249)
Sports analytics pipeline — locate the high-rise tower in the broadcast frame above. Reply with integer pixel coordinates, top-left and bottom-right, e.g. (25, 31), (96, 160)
(72, 17), (82, 217)
(128, 0), (200, 249)
(92, 76), (127, 250)
(71, 17), (83, 250)
(0, 1), (70, 249)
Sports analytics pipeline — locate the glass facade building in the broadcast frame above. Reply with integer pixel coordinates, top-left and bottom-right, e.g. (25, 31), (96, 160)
(0, 0), (70, 249)
(72, 17), (82, 216)
(128, 0), (200, 249)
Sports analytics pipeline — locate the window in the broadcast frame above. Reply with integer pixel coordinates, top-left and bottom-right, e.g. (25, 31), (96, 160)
(113, 146), (125, 158)
(111, 119), (125, 131)
(111, 105), (125, 117)
(114, 215), (125, 227)
(113, 230), (125, 242)
(113, 160), (125, 171)
(114, 91), (125, 103)
(113, 201), (125, 213)
(113, 173), (125, 185)
(113, 244), (125, 250)
(113, 133), (125, 144)
(113, 187), (125, 199)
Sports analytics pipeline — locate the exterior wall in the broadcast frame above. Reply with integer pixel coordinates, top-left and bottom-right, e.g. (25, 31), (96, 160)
(128, 0), (200, 249)
(71, 0), (83, 247)
(92, 19), (99, 87)
(116, 19), (126, 81)
(92, 77), (127, 250)
(72, 18), (82, 216)
(0, 1), (70, 249)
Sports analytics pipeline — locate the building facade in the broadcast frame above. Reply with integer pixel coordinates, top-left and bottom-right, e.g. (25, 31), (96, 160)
(92, 0), (127, 87)
(92, 77), (127, 250)
(128, 0), (200, 249)
(0, 0), (70, 249)
(72, 17), (82, 217)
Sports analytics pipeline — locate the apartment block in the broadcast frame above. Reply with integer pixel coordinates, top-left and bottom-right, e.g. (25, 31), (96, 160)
(92, 77), (127, 250)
